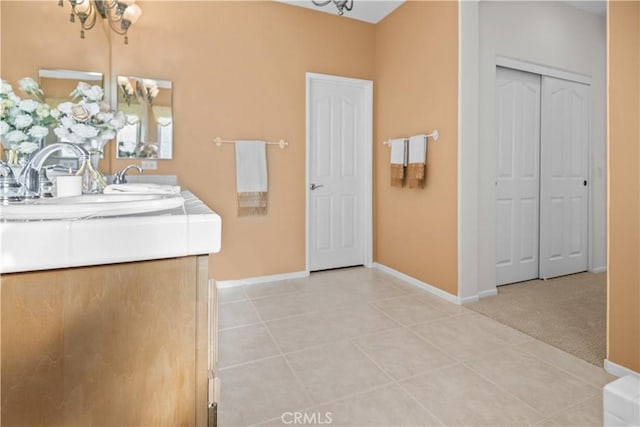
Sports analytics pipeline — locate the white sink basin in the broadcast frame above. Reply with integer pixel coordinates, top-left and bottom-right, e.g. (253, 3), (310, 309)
(0, 194), (184, 220)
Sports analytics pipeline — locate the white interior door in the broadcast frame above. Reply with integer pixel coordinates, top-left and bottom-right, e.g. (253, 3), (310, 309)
(495, 67), (542, 286)
(540, 76), (590, 279)
(307, 76), (368, 271)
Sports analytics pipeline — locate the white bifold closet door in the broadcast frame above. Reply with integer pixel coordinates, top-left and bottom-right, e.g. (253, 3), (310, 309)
(539, 76), (589, 279)
(496, 68), (590, 286)
(496, 67), (542, 286)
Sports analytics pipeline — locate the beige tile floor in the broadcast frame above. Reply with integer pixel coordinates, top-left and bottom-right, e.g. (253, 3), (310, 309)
(217, 267), (615, 427)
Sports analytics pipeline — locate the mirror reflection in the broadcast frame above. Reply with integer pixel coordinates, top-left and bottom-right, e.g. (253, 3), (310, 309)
(39, 68), (104, 162)
(116, 75), (173, 159)
(39, 68), (104, 109)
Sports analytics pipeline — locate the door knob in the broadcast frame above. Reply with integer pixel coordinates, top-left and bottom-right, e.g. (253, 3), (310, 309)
(310, 183), (324, 190)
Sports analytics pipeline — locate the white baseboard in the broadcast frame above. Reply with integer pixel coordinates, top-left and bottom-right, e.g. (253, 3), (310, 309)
(478, 288), (498, 298)
(373, 263), (462, 305)
(215, 271), (309, 289)
(589, 266), (607, 274)
(604, 359), (640, 378)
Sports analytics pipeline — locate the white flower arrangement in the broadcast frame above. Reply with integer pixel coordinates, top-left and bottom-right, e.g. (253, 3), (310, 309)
(0, 77), (55, 158)
(53, 82), (125, 151)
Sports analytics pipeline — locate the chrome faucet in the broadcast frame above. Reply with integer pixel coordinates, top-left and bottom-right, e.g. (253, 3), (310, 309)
(113, 164), (143, 184)
(0, 160), (23, 203)
(18, 142), (91, 198)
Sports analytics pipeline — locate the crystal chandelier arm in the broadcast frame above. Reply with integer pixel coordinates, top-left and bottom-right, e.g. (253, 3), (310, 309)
(61, 0), (141, 44)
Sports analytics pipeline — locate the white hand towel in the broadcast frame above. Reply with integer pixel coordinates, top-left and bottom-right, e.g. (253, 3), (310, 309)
(389, 138), (408, 187)
(103, 183), (181, 195)
(390, 138), (407, 166)
(235, 140), (268, 215)
(408, 134), (427, 164)
(407, 134), (428, 188)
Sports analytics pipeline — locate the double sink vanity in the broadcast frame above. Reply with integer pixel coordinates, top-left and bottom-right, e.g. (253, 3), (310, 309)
(0, 166), (222, 426)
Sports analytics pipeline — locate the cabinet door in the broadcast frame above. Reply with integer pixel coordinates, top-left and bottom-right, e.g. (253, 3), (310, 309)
(1, 256), (209, 426)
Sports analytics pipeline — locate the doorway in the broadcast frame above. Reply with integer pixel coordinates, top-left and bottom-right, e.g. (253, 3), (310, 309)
(495, 66), (591, 286)
(305, 73), (373, 273)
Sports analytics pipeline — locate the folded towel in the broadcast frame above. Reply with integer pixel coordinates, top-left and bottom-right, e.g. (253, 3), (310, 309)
(235, 140), (268, 216)
(407, 134), (428, 188)
(389, 138), (407, 187)
(103, 183), (181, 195)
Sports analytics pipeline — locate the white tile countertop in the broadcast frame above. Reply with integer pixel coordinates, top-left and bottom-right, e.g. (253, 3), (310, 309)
(0, 191), (221, 274)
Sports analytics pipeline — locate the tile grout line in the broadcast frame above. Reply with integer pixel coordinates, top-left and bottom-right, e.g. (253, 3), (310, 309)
(393, 380), (449, 427)
(515, 341), (612, 389)
(460, 352), (557, 422)
(218, 353), (283, 372)
(218, 320), (264, 332)
(536, 390), (603, 424)
(243, 292), (318, 420)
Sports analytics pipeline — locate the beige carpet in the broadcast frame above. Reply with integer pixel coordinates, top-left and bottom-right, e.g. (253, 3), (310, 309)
(467, 272), (606, 366)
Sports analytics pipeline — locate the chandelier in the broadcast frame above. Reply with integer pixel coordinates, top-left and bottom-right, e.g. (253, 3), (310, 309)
(311, 0), (353, 16)
(59, 0), (142, 44)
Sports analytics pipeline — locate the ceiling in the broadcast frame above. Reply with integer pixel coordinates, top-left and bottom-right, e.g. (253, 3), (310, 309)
(277, 0), (606, 24)
(276, 0), (405, 24)
(563, 1), (606, 16)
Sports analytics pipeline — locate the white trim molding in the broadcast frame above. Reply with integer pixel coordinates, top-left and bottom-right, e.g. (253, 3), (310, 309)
(495, 56), (592, 85)
(372, 263), (475, 305)
(604, 359), (640, 378)
(589, 266), (607, 274)
(305, 72), (374, 273)
(478, 289), (498, 298)
(215, 271), (309, 289)
(458, 0), (482, 302)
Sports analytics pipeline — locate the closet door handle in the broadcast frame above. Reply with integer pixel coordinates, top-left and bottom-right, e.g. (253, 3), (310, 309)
(310, 183), (324, 191)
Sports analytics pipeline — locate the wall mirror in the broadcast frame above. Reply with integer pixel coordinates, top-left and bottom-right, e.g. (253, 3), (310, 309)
(116, 75), (173, 159)
(39, 68), (104, 162)
(39, 68), (104, 107)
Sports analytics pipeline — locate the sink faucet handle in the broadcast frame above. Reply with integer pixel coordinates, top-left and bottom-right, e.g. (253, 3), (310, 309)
(114, 164), (143, 184)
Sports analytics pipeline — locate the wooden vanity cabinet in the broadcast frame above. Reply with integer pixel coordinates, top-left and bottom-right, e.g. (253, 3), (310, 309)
(0, 255), (214, 427)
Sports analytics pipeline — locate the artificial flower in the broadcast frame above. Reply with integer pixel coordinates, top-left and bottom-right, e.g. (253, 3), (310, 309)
(5, 129), (27, 143)
(72, 82), (104, 103)
(18, 99), (39, 113)
(18, 77), (38, 92)
(28, 125), (49, 139)
(14, 114), (34, 129)
(70, 104), (91, 122)
(52, 81), (125, 151)
(0, 80), (12, 95)
(18, 141), (39, 154)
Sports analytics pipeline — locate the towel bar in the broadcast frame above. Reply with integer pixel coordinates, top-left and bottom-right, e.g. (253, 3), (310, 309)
(383, 130), (439, 146)
(212, 137), (288, 149)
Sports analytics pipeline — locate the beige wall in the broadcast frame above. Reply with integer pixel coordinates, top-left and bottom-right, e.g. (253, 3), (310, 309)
(117, 1), (375, 279)
(2, 1), (461, 289)
(374, 1), (459, 295)
(607, 0), (640, 373)
(1, 1), (376, 280)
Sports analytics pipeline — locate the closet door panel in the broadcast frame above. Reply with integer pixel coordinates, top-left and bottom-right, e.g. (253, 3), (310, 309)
(540, 76), (589, 279)
(495, 67), (541, 285)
